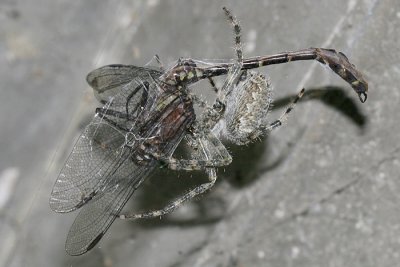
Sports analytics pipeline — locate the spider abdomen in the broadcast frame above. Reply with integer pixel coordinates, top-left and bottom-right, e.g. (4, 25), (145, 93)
(223, 71), (273, 145)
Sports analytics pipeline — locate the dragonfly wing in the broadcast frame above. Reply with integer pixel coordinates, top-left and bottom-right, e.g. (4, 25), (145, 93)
(50, 115), (128, 212)
(50, 76), (156, 212)
(65, 158), (153, 256)
(86, 64), (162, 103)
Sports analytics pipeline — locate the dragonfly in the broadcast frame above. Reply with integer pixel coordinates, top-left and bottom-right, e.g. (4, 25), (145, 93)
(50, 7), (368, 256)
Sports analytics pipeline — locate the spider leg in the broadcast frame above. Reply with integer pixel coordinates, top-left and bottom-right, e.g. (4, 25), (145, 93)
(200, 7), (245, 130)
(259, 88), (305, 135)
(223, 7), (243, 62)
(207, 77), (218, 94)
(118, 133), (230, 220)
(119, 169), (217, 220)
(189, 92), (224, 135)
(154, 132), (232, 171)
(189, 92), (222, 124)
(218, 7), (244, 104)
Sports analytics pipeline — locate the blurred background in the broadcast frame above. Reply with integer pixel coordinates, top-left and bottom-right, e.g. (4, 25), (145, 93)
(1, 0), (399, 266)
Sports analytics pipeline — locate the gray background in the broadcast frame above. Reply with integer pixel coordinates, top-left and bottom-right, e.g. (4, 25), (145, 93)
(0, 0), (398, 266)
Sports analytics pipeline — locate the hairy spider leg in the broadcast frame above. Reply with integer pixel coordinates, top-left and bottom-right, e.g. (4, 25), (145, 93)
(223, 6), (243, 62)
(262, 88), (305, 132)
(118, 132), (231, 220)
(198, 6), (246, 133)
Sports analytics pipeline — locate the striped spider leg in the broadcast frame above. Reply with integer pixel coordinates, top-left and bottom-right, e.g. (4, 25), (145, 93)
(119, 130), (231, 220)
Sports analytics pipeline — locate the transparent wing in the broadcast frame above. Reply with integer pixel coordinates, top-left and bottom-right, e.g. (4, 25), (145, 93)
(64, 93), (196, 255)
(63, 90), (195, 255)
(50, 115), (127, 212)
(50, 78), (151, 213)
(86, 64), (162, 103)
(64, 156), (154, 256)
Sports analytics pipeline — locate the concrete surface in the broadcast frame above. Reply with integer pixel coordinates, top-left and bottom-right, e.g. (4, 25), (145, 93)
(1, 0), (399, 266)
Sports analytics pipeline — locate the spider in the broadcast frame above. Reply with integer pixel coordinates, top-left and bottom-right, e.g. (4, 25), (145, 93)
(50, 7), (368, 255)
